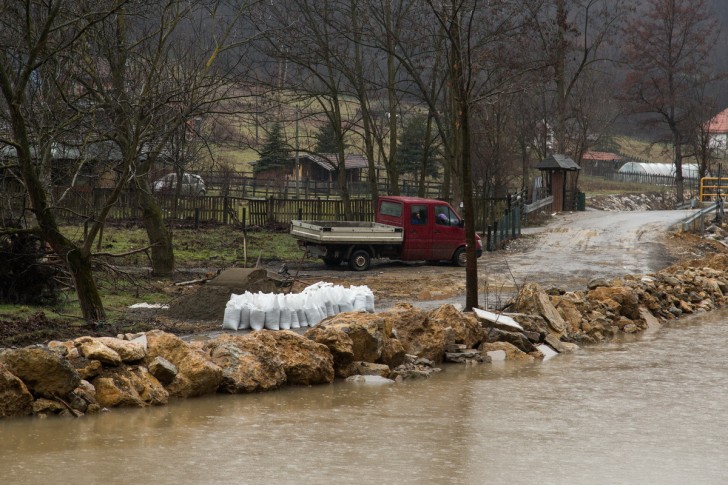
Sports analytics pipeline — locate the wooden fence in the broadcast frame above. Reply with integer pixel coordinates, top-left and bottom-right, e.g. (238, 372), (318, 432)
(35, 187), (522, 233)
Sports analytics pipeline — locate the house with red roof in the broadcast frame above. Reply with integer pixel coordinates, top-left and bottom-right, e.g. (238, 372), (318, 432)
(580, 150), (622, 176)
(706, 107), (728, 150)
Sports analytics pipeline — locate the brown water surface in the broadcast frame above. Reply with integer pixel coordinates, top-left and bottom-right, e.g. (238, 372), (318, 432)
(2, 309), (727, 484)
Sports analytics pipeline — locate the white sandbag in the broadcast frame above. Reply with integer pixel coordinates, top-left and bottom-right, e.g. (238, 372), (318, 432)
(250, 308), (265, 331)
(279, 308), (292, 330)
(304, 306), (323, 327)
(238, 304), (251, 330)
(297, 309), (309, 327)
(339, 301), (354, 313)
(324, 301), (335, 317)
(264, 309), (280, 330)
(365, 294), (375, 313)
(222, 307), (241, 330)
(290, 311), (300, 329)
(331, 303), (340, 315)
(353, 294), (367, 312)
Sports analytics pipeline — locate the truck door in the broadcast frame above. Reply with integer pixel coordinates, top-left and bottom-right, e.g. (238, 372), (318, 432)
(401, 204), (433, 260)
(431, 204), (464, 260)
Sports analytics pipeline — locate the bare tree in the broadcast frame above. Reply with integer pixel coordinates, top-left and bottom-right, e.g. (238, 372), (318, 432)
(0, 0), (132, 321)
(73, 1), (252, 276)
(622, 0), (720, 203)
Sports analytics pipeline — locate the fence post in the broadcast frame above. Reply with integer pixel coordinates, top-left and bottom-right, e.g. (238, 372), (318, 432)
(267, 195), (274, 222)
(511, 208), (517, 238)
(298, 207), (303, 220)
(223, 196), (228, 225)
(486, 225), (492, 252)
(194, 208), (199, 230)
(493, 221), (498, 249)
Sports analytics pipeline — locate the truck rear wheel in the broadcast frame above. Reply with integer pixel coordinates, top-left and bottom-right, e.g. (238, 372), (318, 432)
(452, 247), (467, 267)
(348, 249), (371, 271)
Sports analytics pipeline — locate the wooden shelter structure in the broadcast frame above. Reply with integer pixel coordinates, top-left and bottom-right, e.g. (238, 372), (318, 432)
(536, 154), (581, 211)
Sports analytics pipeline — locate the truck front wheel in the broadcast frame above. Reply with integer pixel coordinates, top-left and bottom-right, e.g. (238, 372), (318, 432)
(348, 249), (371, 271)
(452, 247), (467, 267)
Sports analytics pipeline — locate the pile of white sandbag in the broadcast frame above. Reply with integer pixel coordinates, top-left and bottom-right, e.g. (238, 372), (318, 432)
(222, 282), (375, 331)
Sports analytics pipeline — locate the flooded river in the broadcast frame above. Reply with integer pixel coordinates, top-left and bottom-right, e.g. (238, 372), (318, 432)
(3, 309), (728, 484)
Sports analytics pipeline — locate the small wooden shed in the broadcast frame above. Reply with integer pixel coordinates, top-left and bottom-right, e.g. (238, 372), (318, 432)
(536, 154), (581, 211)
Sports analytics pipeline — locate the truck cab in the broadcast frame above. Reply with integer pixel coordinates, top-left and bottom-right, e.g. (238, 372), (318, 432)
(376, 196), (482, 266)
(290, 196), (482, 271)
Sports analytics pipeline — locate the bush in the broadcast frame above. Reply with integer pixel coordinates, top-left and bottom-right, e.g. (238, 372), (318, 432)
(0, 225), (59, 305)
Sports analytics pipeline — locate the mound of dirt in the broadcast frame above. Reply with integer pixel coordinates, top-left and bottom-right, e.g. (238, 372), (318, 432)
(166, 268), (286, 322)
(0, 312), (116, 348)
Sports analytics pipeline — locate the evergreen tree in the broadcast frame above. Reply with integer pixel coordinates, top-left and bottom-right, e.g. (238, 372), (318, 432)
(398, 115), (440, 178)
(254, 122), (291, 174)
(314, 119), (340, 154)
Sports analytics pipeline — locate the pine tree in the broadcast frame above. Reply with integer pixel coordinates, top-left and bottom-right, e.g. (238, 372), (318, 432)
(314, 119), (339, 154)
(254, 122), (291, 174)
(398, 115), (440, 178)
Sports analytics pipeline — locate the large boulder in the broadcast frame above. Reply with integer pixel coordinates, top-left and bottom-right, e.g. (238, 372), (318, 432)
(91, 366), (168, 408)
(206, 338), (287, 393)
(0, 347), (80, 399)
(479, 341), (536, 362)
(96, 337), (146, 362)
(74, 337), (122, 366)
(391, 304), (484, 363)
(207, 332), (333, 392)
(587, 286), (640, 320)
(305, 311), (405, 377)
(510, 283), (567, 335)
(143, 330), (222, 398)
(483, 328), (536, 354)
(249, 331), (334, 386)
(0, 362), (33, 418)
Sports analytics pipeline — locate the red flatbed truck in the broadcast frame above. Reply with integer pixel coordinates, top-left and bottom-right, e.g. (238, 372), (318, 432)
(290, 196), (482, 271)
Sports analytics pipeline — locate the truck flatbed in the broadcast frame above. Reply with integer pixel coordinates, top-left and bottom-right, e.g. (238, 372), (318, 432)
(290, 220), (404, 244)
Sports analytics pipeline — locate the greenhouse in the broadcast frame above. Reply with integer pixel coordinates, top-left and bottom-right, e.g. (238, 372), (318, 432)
(618, 162), (700, 179)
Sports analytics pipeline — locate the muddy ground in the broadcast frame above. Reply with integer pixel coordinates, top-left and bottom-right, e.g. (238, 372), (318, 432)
(1, 204), (725, 348)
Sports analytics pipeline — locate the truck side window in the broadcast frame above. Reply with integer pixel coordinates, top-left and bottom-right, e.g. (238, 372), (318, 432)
(380, 201), (402, 217)
(435, 206), (452, 226)
(411, 205), (427, 224)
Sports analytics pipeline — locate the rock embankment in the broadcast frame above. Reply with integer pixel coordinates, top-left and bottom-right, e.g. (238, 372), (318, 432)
(2, 253), (728, 420)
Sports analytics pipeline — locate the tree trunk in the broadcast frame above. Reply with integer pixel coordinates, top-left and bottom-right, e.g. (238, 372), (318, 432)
(447, 7), (478, 311)
(66, 246), (107, 321)
(137, 187), (175, 276)
(11, 109), (107, 321)
(385, 2), (399, 195)
(673, 130), (685, 204)
(351, 5), (379, 203)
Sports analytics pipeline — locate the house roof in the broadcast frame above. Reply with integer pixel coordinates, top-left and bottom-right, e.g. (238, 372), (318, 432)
(307, 153), (369, 171)
(581, 151), (621, 161)
(707, 108), (728, 133)
(0, 141), (123, 161)
(536, 154), (581, 171)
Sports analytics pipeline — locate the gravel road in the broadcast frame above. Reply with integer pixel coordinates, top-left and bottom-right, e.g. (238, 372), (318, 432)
(483, 209), (696, 291)
(288, 208), (700, 310)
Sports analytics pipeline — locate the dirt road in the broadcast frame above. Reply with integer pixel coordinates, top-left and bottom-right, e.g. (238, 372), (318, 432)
(288, 209), (705, 310)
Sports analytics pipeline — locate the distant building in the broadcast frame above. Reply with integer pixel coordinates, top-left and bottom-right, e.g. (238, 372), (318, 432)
(580, 151), (622, 176)
(706, 107), (728, 150)
(253, 153), (369, 183)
